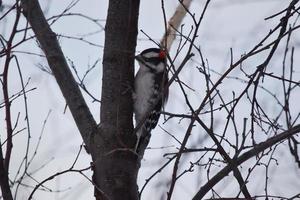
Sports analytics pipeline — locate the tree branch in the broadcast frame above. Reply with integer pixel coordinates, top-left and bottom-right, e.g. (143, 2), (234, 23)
(160, 0), (192, 51)
(192, 124), (300, 200)
(20, 0), (98, 151)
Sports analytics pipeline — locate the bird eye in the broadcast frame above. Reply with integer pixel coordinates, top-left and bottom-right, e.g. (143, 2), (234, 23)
(142, 56), (151, 62)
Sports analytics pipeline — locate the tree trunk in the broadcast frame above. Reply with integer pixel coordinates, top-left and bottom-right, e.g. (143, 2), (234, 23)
(91, 1), (140, 199)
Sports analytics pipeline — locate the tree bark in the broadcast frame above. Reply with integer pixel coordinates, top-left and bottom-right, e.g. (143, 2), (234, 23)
(91, 1), (140, 199)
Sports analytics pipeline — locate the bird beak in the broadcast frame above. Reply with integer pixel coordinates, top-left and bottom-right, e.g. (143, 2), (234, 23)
(134, 54), (142, 62)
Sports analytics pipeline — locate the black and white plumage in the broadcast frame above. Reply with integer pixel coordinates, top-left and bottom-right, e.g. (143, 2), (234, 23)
(133, 48), (168, 154)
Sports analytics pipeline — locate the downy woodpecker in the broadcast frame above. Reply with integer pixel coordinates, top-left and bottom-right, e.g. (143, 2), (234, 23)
(133, 48), (168, 155)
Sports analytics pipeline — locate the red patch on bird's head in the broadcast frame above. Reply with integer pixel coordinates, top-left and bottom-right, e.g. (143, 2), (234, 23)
(159, 50), (166, 60)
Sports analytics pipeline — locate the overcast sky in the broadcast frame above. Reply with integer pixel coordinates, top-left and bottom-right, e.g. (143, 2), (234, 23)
(1, 0), (300, 199)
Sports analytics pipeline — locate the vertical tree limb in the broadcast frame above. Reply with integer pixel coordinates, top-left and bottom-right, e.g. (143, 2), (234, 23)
(160, 0), (192, 51)
(0, 148), (13, 200)
(91, 1), (140, 199)
(0, 3), (20, 200)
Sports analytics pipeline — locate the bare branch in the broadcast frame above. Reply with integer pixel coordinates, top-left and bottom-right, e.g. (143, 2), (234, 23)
(193, 124), (300, 200)
(20, 0), (98, 151)
(160, 0), (192, 51)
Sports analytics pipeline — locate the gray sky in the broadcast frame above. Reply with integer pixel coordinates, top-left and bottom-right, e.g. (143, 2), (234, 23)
(1, 0), (300, 199)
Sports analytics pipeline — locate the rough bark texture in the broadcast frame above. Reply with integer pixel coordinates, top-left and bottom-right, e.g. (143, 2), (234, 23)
(91, 1), (140, 199)
(21, 0), (140, 199)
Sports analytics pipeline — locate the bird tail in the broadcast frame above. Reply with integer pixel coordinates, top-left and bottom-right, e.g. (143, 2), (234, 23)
(135, 127), (152, 157)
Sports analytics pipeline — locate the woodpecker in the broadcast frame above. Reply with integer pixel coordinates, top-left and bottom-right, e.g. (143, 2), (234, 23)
(133, 48), (168, 155)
